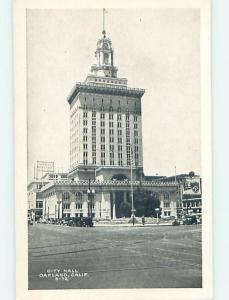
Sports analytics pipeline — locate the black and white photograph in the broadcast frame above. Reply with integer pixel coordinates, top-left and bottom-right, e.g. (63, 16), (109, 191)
(15, 1), (212, 299)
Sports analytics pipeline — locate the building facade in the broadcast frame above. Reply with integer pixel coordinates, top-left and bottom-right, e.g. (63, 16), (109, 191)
(27, 25), (198, 222)
(68, 29), (144, 182)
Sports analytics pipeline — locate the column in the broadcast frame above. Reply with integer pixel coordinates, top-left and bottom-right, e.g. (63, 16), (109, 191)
(42, 198), (46, 220)
(112, 192), (116, 219)
(56, 192), (63, 219)
(82, 192), (88, 217)
(70, 192), (75, 218)
(159, 193), (164, 218)
(123, 191), (127, 203)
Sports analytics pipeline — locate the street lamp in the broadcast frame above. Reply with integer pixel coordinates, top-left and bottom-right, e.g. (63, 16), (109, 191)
(87, 180), (95, 221)
(57, 200), (61, 223)
(130, 146), (135, 226)
(155, 208), (160, 224)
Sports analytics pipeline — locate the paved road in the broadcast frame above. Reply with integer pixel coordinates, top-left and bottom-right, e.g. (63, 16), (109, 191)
(28, 224), (202, 289)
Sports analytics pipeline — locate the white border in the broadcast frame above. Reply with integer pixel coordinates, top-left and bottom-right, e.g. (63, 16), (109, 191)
(14, 1), (212, 300)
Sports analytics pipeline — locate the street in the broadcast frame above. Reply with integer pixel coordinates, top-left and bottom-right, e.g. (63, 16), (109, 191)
(28, 224), (202, 289)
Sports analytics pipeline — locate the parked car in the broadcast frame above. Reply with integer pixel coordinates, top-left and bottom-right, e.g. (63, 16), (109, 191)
(79, 217), (93, 227)
(183, 215), (198, 225)
(172, 218), (180, 226)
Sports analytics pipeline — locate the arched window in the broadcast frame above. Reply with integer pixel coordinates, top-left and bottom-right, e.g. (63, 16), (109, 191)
(75, 192), (83, 209)
(62, 192), (70, 202)
(75, 192), (82, 202)
(62, 192), (70, 209)
(164, 193), (169, 200)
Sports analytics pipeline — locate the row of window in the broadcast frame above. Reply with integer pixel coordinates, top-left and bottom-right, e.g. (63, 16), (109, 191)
(84, 106), (138, 114)
(82, 111), (139, 121)
(82, 128), (139, 137)
(63, 203), (83, 210)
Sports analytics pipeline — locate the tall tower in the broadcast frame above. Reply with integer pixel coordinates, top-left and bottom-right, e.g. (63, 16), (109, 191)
(67, 12), (145, 181)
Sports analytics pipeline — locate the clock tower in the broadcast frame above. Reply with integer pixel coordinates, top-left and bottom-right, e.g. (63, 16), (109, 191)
(91, 29), (118, 78)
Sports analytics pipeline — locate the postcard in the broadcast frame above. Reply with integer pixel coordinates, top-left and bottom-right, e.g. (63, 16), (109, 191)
(15, 0), (212, 299)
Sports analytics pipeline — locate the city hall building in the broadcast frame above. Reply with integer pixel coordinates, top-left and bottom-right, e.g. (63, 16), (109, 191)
(28, 25), (188, 222)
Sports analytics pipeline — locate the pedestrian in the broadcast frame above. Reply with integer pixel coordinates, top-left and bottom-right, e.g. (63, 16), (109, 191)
(142, 215), (145, 226)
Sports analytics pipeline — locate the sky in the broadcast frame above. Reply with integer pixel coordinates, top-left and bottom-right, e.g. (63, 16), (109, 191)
(27, 8), (200, 180)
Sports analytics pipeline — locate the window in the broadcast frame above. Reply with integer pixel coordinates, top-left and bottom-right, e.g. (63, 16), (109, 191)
(109, 113), (113, 120)
(101, 144), (105, 151)
(118, 137), (122, 144)
(134, 123), (138, 129)
(164, 202), (170, 208)
(135, 153), (139, 159)
(134, 115), (138, 122)
(92, 112), (96, 118)
(92, 144), (96, 151)
(83, 112), (87, 118)
(118, 129), (122, 136)
(109, 121), (113, 127)
(110, 145), (114, 151)
(117, 114), (122, 120)
(164, 193), (169, 200)
(101, 136), (105, 143)
(101, 129), (105, 135)
(109, 129), (114, 135)
(75, 192), (82, 202)
(110, 137), (114, 143)
(83, 135), (87, 142)
(83, 128), (87, 134)
(92, 157), (96, 164)
(62, 192), (70, 202)
(118, 122), (122, 128)
(36, 201), (43, 209)
(101, 121), (105, 127)
(76, 203), (82, 209)
(118, 145), (122, 151)
(63, 203), (70, 209)
(83, 144), (87, 150)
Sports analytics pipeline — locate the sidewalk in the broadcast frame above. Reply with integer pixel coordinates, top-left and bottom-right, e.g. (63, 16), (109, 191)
(94, 222), (173, 227)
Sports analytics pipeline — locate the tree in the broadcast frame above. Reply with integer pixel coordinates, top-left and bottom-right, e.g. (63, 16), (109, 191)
(189, 171), (195, 178)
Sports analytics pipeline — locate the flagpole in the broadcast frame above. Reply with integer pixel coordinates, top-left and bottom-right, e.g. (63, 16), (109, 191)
(103, 8), (105, 33)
